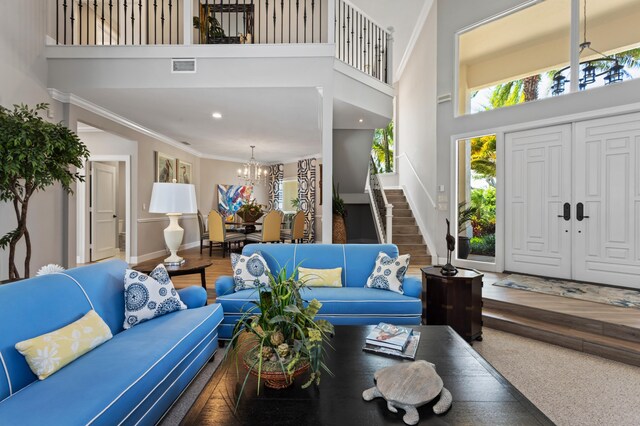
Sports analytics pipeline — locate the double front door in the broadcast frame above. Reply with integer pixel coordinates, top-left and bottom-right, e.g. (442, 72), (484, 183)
(505, 112), (640, 289)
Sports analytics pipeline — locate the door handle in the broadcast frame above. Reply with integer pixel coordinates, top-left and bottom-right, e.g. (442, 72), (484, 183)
(557, 202), (571, 221)
(576, 203), (589, 221)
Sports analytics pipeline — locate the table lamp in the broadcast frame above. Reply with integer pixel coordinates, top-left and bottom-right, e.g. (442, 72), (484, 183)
(149, 181), (197, 265)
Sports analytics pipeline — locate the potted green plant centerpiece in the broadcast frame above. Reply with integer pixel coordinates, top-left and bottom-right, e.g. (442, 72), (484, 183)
(457, 202), (477, 260)
(228, 266), (334, 391)
(237, 200), (264, 223)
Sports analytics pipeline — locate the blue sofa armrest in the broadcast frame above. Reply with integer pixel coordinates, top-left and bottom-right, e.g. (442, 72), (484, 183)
(216, 276), (235, 296)
(178, 286), (207, 309)
(403, 276), (422, 299)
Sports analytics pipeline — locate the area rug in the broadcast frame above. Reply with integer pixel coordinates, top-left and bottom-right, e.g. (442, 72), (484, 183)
(493, 274), (640, 310)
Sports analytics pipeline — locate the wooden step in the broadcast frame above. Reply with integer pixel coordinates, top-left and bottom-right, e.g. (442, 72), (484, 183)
(393, 217), (416, 226)
(390, 202), (409, 210)
(484, 297), (640, 345)
(483, 308), (640, 367)
(393, 225), (419, 234)
(386, 195), (407, 204)
(385, 189), (404, 196)
(409, 254), (432, 267)
(397, 244), (430, 257)
(393, 234), (424, 244)
(393, 209), (413, 218)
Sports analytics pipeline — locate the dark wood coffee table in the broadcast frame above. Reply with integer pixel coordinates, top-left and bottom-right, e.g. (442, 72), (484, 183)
(182, 325), (552, 425)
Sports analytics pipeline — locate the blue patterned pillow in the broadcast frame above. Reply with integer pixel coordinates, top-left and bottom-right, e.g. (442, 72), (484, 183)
(123, 264), (187, 329)
(231, 252), (271, 291)
(365, 252), (411, 294)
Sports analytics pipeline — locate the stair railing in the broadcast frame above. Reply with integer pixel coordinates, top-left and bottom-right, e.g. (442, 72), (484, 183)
(368, 156), (393, 243)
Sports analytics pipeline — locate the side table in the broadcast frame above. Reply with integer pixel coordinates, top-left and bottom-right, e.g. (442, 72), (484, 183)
(421, 266), (484, 343)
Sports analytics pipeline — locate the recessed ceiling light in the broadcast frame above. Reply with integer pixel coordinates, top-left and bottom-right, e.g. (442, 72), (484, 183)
(358, 119), (364, 123)
(212, 112), (222, 119)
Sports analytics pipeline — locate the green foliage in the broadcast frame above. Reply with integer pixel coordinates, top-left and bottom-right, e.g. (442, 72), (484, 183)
(0, 103), (89, 279)
(332, 184), (346, 217)
(371, 121), (394, 173)
(228, 265), (334, 405)
(470, 135), (496, 181)
(457, 202), (477, 235)
(193, 15), (225, 41)
(470, 187), (496, 237)
(470, 234), (496, 256)
(291, 197), (300, 209)
(237, 199), (263, 215)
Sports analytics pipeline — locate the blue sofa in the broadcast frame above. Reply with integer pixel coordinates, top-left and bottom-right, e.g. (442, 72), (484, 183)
(216, 244), (422, 339)
(0, 260), (224, 426)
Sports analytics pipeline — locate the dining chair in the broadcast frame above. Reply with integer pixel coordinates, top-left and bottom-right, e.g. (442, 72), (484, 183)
(208, 210), (246, 257)
(197, 210), (209, 254)
(246, 210), (282, 244)
(281, 210), (305, 243)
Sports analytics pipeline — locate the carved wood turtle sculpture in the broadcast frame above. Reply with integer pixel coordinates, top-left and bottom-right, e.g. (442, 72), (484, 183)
(362, 360), (452, 425)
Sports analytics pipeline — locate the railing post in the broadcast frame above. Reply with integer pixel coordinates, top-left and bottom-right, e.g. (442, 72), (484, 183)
(183, 0), (193, 44)
(386, 26), (394, 84)
(385, 204), (393, 243)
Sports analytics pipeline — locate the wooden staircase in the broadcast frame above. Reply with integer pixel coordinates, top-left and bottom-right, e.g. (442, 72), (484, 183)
(385, 189), (432, 266)
(482, 295), (640, 367)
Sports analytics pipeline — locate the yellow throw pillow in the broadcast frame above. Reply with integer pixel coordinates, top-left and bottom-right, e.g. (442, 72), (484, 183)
(15, 310), (113, 380)
(299, 267), (343, 288)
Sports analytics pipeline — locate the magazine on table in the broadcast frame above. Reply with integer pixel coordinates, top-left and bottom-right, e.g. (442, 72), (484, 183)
(365, 322), (413, 351)
(363, 332), (421, 360)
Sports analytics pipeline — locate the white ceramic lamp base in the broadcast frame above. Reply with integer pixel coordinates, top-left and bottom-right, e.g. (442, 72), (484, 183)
(163, 213), (185, 265)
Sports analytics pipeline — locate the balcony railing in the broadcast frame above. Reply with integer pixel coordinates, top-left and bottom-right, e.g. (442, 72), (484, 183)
(51, 0), (390, 82)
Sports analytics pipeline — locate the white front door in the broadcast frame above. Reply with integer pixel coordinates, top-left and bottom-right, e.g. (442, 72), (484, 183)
(91, 162), (118, 261)
(505, 125), (572, 278)
(573, 112), (640, 289)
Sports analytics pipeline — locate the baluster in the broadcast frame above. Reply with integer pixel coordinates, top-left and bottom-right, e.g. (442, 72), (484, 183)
(319, 0), (321, 42)
(351, 8), (356, 66)
(117, 0), (120, 44)
(310, 0), (314, 43)
(146, 0), (149, 44)
(265, 0), (269, 43)
(88, 0), (92, 44)
(257, 0), (260, 43)
(131, 0), (135, 44)
(240, 0), (242, 43)
(251, 0), (255, 43)
(79, 1), (83, 44)
(108, 1), (112, 44)
(273, 0), (277, 43)
(228, 0), (231, 43)
(378, 28), (382, 80)
(101, 0), (105, 45)
(161, 0), (165, 43)
(169, 0), (173, 44)
(288, 0), (291, 42)
(362, 18), (366, 72)
(153, 0), (158, 44)
(124, 0), (128, 44)
(303, 0), (307, 43)
(63, 0), (67, 44)
(70, 1), (75, 44)
(346, 6), (350, 64)
(139, 0), (143, 45)
(56, 0), (59, 45)
(176, 0), (179, 44)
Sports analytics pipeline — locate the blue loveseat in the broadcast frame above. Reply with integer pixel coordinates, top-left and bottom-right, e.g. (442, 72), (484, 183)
(216, 244), (422, 339)
(0, 260), (224, 426)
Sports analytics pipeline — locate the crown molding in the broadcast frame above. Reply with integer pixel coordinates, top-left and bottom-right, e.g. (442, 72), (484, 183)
(48, 88), (204, 158)
(395, 0), (435, 83)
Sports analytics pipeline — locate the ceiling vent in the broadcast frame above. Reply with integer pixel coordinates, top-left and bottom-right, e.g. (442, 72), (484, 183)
(171, 58), (196, 73)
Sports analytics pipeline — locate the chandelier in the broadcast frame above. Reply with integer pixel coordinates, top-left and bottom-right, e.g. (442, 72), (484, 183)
(237, 145), (267, 185)
(551, 0), (625, 95)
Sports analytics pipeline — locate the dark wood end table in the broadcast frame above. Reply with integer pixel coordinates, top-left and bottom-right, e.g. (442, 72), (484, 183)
(132, 258), (212, 293)
(421, 266), (484, 343)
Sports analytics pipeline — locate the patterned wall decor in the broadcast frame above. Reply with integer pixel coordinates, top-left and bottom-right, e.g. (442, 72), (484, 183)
(298, 158), (317, 242)
(217, 184), (253, 219)
(267, 164), (284, 210)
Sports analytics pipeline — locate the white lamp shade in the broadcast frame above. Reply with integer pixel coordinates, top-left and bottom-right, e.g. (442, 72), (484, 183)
(149, 183), (197, 214)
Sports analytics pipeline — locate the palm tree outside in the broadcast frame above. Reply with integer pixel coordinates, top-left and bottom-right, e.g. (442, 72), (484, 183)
(371, 121), (394, 174)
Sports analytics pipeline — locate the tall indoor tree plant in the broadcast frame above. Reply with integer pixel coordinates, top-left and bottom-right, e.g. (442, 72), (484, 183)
(0, 104), (89, 280)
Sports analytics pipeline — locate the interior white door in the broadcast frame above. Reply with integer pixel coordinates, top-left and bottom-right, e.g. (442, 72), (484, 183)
(505, 125), (572, 278)
(91, 162), (118, 261)
(573, 112), (640, 289)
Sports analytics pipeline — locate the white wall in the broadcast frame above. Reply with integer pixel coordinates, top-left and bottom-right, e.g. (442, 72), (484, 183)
(333, 129), (375, 195)
(396, 1), (439, 259)
(0, 0), (65, 280)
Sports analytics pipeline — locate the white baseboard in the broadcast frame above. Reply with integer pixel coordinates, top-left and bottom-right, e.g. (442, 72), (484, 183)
(130, 241), (200, 264)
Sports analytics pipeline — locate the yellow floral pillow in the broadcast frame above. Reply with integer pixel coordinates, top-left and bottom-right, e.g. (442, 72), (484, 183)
(15, 310), (112, 380)
(298, 267), (343, 288)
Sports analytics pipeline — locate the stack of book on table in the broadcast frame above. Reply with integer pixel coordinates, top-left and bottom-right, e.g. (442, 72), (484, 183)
(363, 322), (421, 360)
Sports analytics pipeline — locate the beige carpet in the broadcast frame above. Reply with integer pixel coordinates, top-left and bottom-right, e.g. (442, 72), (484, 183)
(475, 328), (640, 426)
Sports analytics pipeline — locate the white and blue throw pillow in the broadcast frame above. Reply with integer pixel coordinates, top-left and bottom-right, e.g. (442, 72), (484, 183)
(231, 252), (271, 291)
(365, 252), (411, 294)
(123, 264), (187, 329)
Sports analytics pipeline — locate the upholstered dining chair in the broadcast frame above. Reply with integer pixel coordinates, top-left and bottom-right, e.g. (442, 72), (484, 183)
(197, 210), (209, 254)
(208, 210), (246, 257)
(246, 210), (282, 244)
(281, 210), (305, 243)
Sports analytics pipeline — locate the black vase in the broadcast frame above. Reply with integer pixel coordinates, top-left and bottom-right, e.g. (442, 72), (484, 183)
(458, 236), (471, 259)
